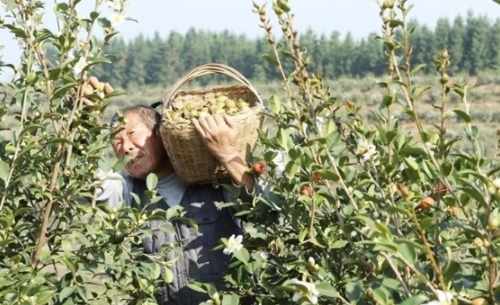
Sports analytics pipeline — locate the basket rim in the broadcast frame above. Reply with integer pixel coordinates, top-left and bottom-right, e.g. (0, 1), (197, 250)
(162, 63), (263, 114)
(161, 103), (265, 128)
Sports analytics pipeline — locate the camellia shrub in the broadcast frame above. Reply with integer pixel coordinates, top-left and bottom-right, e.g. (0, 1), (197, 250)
(1, 0), (500, 305)
(0, 1), (188, 304)
(191, 1), (500, 305)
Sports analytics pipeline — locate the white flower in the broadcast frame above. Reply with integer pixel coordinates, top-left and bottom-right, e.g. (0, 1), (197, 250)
(73, 56), (89, 76)
(291, 279), (320, 304)
(270, 149), (285, 178)
(260, 251), (269, 260)
(300, 117), (325, 135)
(223, 234), (243, 255)
(356, 139), (378, 164)
(423, 289), (454, 305)
(110, 13), (126, 27)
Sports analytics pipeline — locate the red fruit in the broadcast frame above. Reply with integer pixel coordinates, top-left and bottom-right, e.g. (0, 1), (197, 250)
(419, 196), (435, 210)
(433, 183), (449, 196)
(252, 162), (266, 175)
(300, 185), (312, 197)
(310, 172), (322, 183)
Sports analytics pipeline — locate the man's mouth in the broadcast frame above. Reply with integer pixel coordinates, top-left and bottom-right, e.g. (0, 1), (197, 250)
(128, 154), (143, 166)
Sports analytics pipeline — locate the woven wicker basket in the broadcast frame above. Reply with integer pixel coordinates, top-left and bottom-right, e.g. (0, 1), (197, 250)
(159, 63), (265, 186)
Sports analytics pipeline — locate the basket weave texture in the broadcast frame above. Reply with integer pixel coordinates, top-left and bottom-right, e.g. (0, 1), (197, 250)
(159, 64), (265, 186)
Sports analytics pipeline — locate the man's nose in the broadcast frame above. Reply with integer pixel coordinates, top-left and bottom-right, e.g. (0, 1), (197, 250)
(123, 140), (135, 155)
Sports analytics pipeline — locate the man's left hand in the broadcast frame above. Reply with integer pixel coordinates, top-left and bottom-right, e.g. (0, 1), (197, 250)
(191, 114), (239, 164)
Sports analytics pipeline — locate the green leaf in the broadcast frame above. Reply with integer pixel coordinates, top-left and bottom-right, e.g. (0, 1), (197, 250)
(268, 95), (281, 115)
(36, 289), (55, 304)
(412, 85), (431, 100)
(276, 0), (291, 12)
(316, 169), (339, 181)
(397, 242), (417, 264)
(399, 295), (429, 305)
(330, 239), (348, 249)
(453, 109), (471, 123)
(388, 19), (404, 28)
(53, 82), (77, 98)
(233, 248), (250, 264)
(163, 266), (174, 283)
(261, 54), (279, 66)
(146, 173), (158, 191)
(113, 156), (131, 172)
(59, 286), (76, 301)
(404, 157), (419, 170)
(315, 282), (339, 298)
(326, 131), (340, 148)
(0, 159), (10, 181)
(345, 280), (363, 303)
(187, 282), (207, 293)
(222, 293), (240, 305)
(152, 262), (161, 280)
(411, 63), (427, 75)
(441, 161), (453, 176)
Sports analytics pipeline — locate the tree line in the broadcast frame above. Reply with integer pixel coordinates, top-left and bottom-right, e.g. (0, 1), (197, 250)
(76, 11), (500, 89)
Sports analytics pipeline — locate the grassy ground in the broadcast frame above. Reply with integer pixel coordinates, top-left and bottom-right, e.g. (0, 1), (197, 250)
(97, 71), (500, 157)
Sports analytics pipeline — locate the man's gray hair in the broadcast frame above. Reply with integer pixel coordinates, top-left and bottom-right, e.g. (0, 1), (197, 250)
(110, 104), (162, 133)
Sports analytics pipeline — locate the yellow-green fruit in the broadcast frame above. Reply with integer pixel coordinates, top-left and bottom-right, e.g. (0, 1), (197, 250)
(215, 109), (226, 115)
(97, 82), (106, 92)
(236, 99), (248, 108)
(239, 104), (250, 112)
(199, 110), (209, 117)
(488, 213), (500, 230)
(185, 102), (197, 111)
(471, 298), (487, 305)
(225, 99), (236, 108)
(189, 110), (199, 118)
(216, 95), (228, 103)
(227, 107), (238, 114)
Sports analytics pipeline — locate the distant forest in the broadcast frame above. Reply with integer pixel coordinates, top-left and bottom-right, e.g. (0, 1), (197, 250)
(61, 12), (500, 88)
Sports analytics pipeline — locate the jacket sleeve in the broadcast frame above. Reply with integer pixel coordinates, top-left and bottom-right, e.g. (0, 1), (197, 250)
(94, 169), (133, 209)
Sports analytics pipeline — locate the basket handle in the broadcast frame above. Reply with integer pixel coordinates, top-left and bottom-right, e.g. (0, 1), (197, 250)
(162, 63), (263, 110)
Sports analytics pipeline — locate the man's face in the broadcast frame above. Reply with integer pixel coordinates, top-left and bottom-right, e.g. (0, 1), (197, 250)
(112, 112), (166, 179)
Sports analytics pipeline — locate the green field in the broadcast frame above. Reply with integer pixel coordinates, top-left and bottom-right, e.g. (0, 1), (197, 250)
(3, 70), (500, 158)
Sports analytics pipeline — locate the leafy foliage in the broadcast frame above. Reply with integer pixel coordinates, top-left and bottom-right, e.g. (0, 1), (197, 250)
(195, 1), (500, 305)
(1, 0), (500, 305)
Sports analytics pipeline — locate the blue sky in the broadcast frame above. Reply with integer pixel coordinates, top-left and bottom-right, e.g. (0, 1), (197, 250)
(1, 0), (500, 81)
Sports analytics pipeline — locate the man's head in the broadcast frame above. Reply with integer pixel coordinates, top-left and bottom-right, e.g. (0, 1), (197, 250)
(110, 105), (170, 180)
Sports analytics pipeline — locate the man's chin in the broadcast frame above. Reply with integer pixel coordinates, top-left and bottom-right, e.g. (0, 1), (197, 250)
(126, 167), (149, 180)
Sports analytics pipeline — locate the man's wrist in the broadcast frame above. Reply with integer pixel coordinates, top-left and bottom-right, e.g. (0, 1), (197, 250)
(217, 152), (241, 166)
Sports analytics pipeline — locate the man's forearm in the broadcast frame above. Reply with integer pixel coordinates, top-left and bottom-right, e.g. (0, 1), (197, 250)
(219, 154), (255, 194)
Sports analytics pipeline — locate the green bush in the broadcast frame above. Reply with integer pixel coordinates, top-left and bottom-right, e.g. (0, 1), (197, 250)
(0, 0), (499, 305)
(202, 1), (500, 305)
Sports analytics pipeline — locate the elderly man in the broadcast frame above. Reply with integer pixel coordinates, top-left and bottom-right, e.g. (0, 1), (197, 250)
(86, 77), (266, 305)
